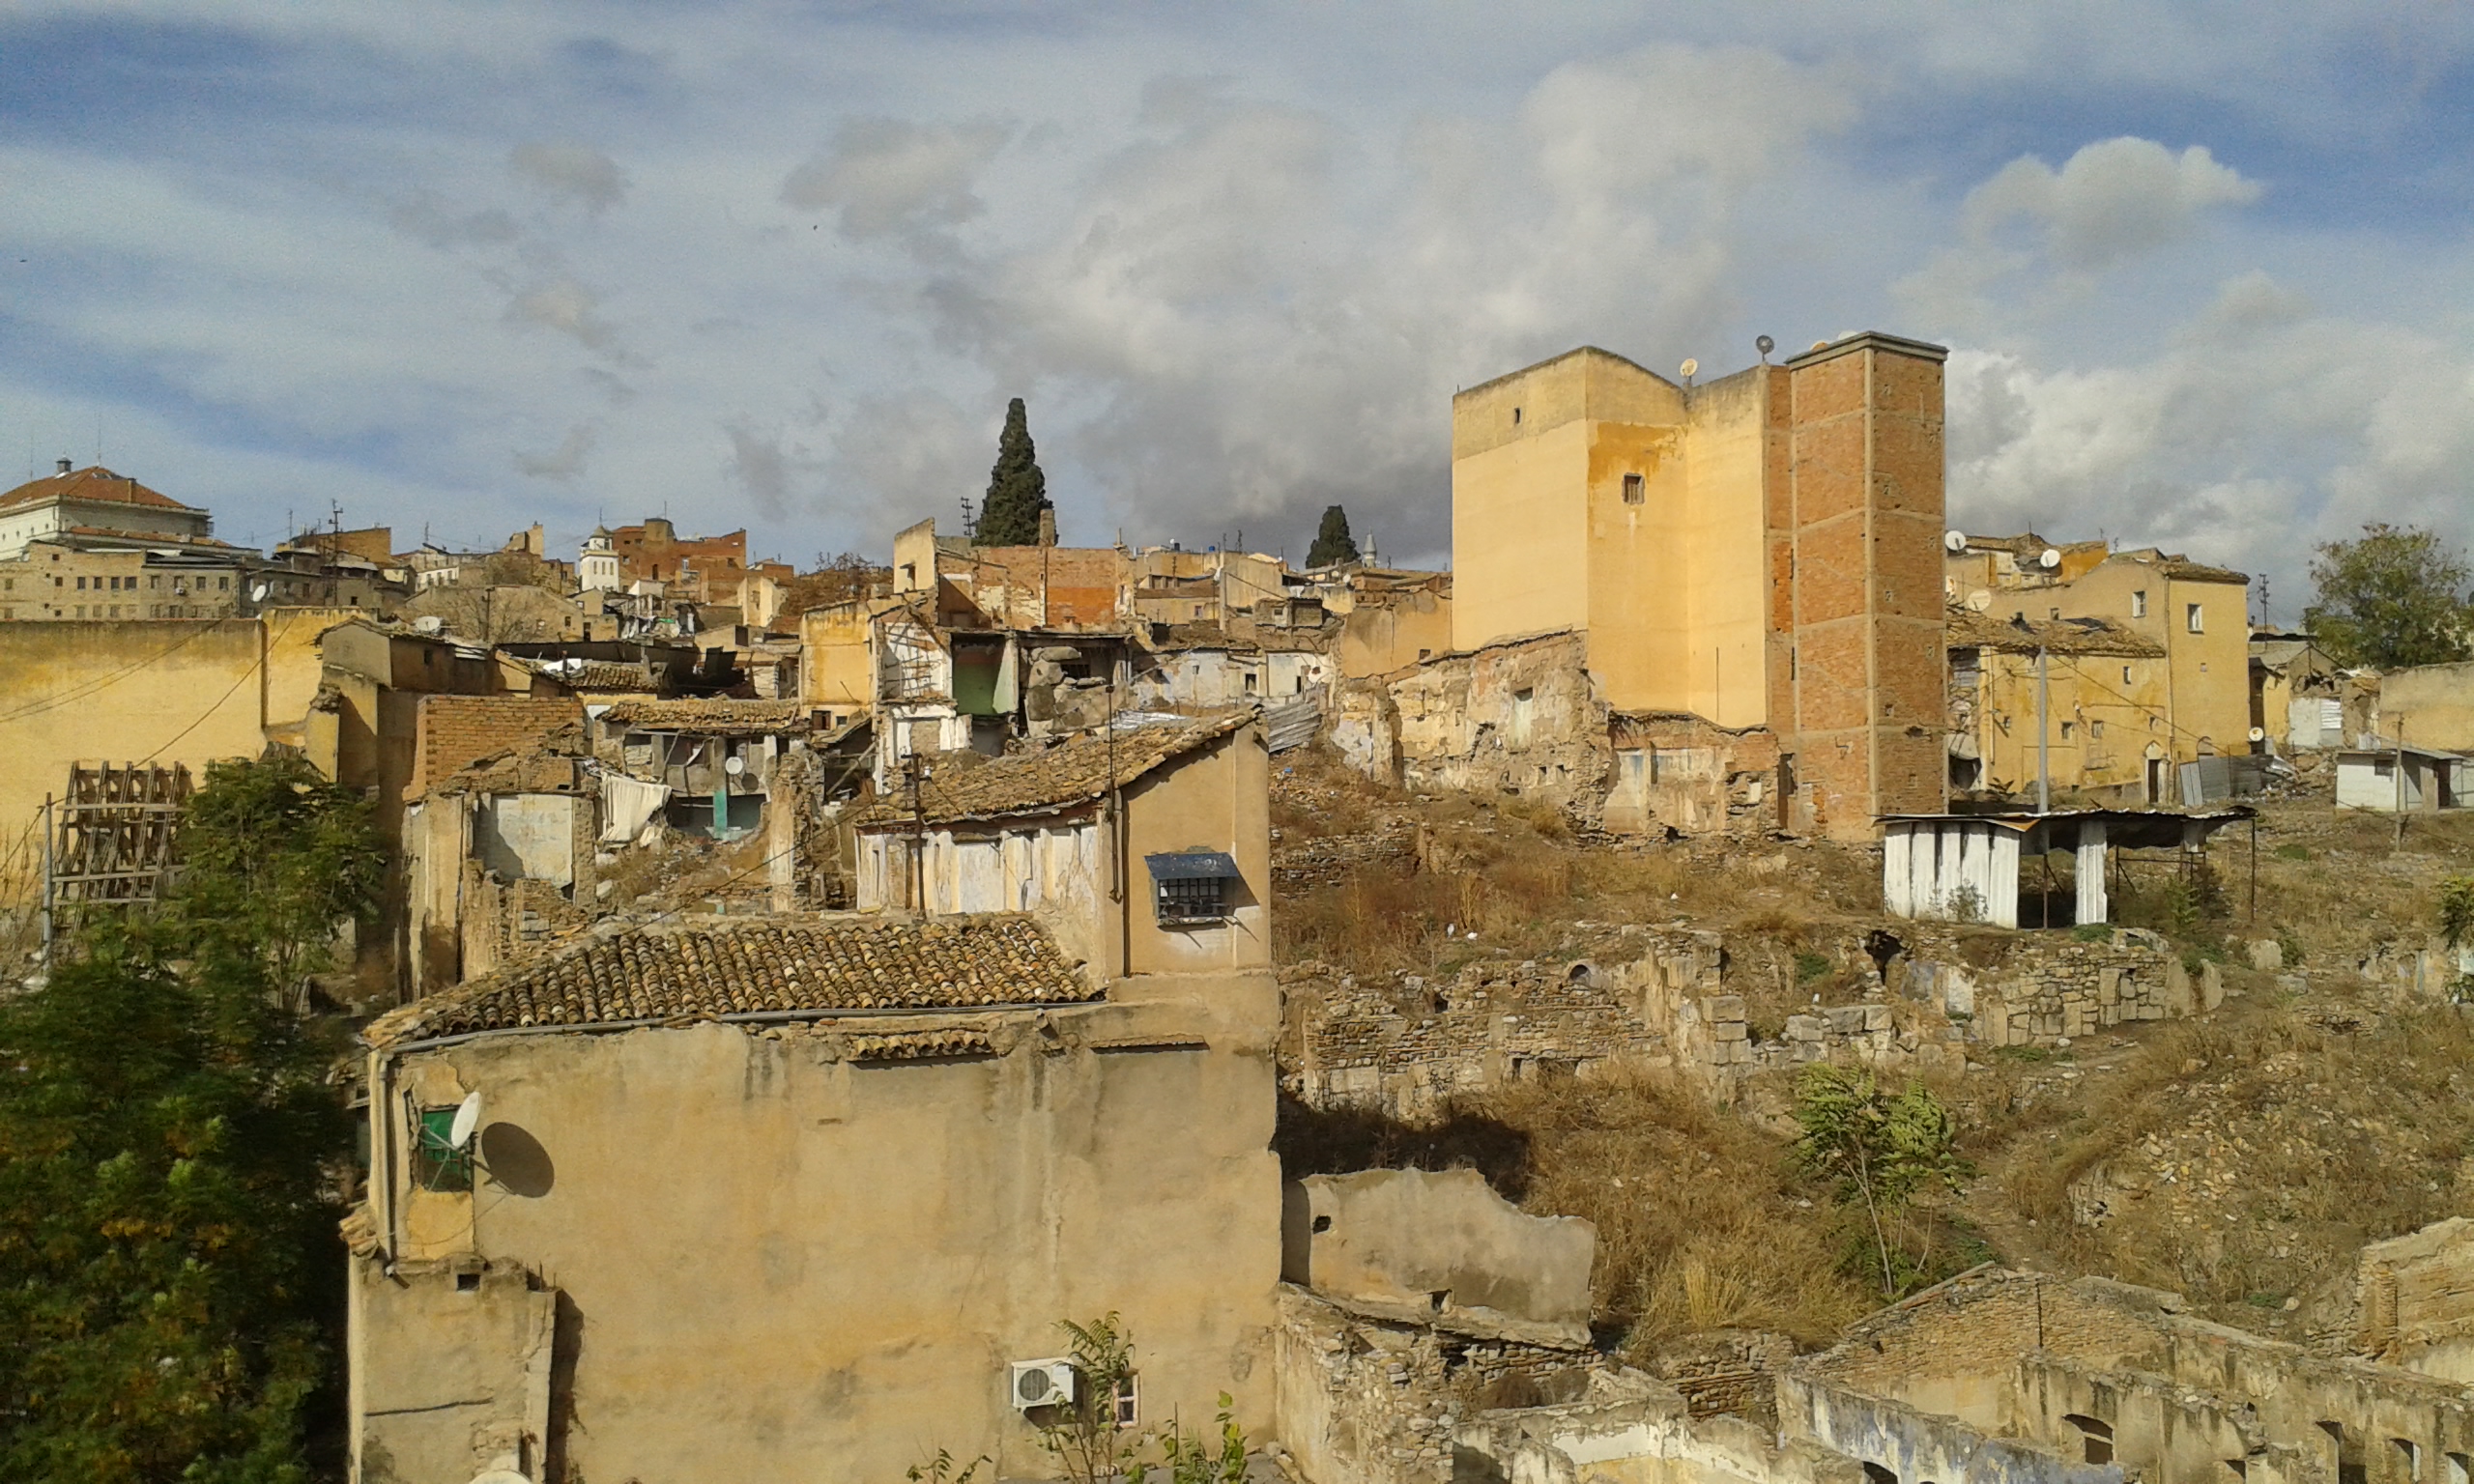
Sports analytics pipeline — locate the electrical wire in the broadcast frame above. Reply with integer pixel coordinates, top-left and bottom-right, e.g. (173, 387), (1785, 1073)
(0, 618), (232, 725)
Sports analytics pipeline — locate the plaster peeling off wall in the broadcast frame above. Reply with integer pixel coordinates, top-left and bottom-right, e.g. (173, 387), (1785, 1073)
(1328, 631), (1611, 821)
(1779, 1373), (2123, 1484)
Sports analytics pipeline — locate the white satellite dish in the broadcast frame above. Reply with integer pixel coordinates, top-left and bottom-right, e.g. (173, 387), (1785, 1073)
(2249, 727), (2266, 743)
(1967, 589), (1994, 613)
(2038, 549), (2062, 570)
(1678, 357), (1699, 381)
(468, 1471), (532, 1484)
(448, 1090), (483, 1149)
(249, 584), (270, 603)
(1943, 529), (1967, 553)
(724, 755), (745, 776)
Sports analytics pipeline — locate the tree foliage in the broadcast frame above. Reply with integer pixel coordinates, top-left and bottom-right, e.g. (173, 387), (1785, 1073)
(1032, 1314), (1249, 1484)
(0, 756), (381, 1481)
(2304, 523), (2474, 671)
(1791, 1065), (1971, 1298)
(974, 397), (1051, 547)
(1306, 505), (1360, 569)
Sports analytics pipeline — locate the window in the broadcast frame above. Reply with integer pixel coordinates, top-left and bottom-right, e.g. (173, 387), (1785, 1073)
(2186, 602), (2203, 633)
(1511, 406), (1522, 425)
(412, 1107), (474, 1192)
(73, 576), (85, 590)
(1242, 671), (1256, 694)
(2131, 590), (2147, 618)
(72, 606), (83, 618)
(2091, 721), (2106, 739)
(1623, 472), (1645, 504)
(2123, 666), (2133, 684)
(1510, 687), (1536, 748)
(1112, 1375), (1139, 1429)
(2060, 722), (2075, 740)
(1147, 851), (1240, 926)
(218, 576), (229, 590)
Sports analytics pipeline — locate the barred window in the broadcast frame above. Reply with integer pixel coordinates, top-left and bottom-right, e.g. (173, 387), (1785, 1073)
(1146, 851), (1240, 926)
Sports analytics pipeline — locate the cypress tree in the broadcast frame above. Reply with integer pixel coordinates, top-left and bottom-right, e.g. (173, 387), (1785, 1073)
(974, 397), (1051, 546)
(1307, 505), (1361, 568)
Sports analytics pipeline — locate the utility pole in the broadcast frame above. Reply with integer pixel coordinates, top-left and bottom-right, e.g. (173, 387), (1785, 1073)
(2396, 720), (2407, 848)
(2036, 642), (2052, 815)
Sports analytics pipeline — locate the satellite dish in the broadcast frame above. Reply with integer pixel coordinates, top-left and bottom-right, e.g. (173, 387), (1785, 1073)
(1943, 529), (1967, 553)
(448, 1091), (483, 1149)
(1809, 339), (1830, 352)
(724, 755), (745, 776)
(2249, 727), (2266, 743)
(249, 584), (270, 602)
(468, 1471), (532, 1484)
(1679, 358), (1699, 381)
(2038, 549), (2062, 570)
(1967, 590), (1994, 613)
(1755, 334), (1775, 358)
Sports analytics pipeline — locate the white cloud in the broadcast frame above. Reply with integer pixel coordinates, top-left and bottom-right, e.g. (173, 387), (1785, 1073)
(1964, 136), (2260, 271)
(504, 277), (621, 355)
(782, 119), (1011, 241)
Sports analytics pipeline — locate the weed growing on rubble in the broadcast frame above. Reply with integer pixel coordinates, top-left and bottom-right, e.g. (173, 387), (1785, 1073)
(1792, 1067), (1972, 1299)
(1028, 1315), (1251, 1484)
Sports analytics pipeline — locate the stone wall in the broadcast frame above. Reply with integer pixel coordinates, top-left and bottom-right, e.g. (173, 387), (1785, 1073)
(1280, 928), (1730, 1117)
(1892, 928), (2219, 1050)
(1274, 1286), (1606, 1484)
(1328, 631), (1612, 823)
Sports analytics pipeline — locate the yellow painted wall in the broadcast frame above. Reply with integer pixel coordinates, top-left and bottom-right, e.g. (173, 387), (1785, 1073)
(2033, 561), (2252, 762)
(1120, 726), (1272, 979)
(1450, 349), (1770, 724)
(799, 598), (886, 712)
(1969, 650), (2172, 798)
(0, 610), (359, 885)
(1335, 592), (1453, 677)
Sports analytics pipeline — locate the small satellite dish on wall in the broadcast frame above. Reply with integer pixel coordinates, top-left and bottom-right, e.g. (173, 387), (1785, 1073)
(1967, 590), (1994, 613)
(2249, 727), (2266, 743)
(724, 755), (745, 776)
(2038, 549), (2062, 570)
(1679, 358), (1699, 383)
(1809, 339), (1830, 353)
(249, 584), (270, 603)
(1943, 529), (1968, 553)
(448, 1091), (483, 1150)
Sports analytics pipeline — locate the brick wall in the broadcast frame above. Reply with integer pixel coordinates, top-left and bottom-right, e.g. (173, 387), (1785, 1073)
(412, 696), (582, 794)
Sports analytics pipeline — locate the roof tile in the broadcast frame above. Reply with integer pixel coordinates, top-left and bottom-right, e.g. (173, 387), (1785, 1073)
(853, 710), (1253, 827)
(364, 914), (1094, 1045)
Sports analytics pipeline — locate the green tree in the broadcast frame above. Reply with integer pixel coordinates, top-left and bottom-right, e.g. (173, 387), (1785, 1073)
(1306, 505), (1360, 568)
(1031, 1314), (1249, 1484)
(2304, 523), (2474, 670)
(974, 397), (1051, 547)
(1792, 1065), (1971, 1298)
(0, 757), (381, 1482)
(162, 756), (386, 997)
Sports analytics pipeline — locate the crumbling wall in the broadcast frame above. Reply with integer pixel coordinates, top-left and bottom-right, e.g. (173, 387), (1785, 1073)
(2356, 1217), (2474, 1382)
(1280, 929), (1732, 1117)
(350, 1261), (558, 1484)
(1893, 928), (2217, 1049)
(1327, 631), (1610, 821)
(1604, 714), (1797, 839)
(1777, 1372), (2120, 1484)
(1273, 1286), (1605, 1484)
(1282, 1170), (1597, 1345)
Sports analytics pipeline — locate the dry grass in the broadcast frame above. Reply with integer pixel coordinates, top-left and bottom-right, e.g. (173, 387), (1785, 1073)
(1279, 1067), (1883, 1350)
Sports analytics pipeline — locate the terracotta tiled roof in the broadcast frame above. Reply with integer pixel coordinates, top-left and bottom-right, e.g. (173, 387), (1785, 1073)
(521, 657), (659, 691)
(596, 699), (811, 733)
(1947, 609), (2166, 658)
(363, 915), (1094, 1045)
(852, 710), (1254, 827)
(849, 1028), (995, 1060)
(0, 466), (198, 514)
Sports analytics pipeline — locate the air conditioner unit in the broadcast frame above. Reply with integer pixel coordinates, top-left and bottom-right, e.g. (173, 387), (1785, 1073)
(1009, 1357), (1078, 1412)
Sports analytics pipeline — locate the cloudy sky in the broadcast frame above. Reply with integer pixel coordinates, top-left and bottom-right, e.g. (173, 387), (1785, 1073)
(5, 3), (2471, 614)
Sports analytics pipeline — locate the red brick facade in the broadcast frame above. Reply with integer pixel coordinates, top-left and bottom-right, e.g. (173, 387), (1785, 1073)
(412, 696), (583, 794)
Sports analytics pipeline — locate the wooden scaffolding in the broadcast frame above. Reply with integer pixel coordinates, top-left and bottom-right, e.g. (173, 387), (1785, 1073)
(46, 762), (192, 919)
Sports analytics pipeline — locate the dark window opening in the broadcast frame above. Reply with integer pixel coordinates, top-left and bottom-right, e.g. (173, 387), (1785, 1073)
(1311, 1215), (1333, 1233)
(413, 1107), (474, 1192)
(1623, 472), (1645, 504)
(1113, 1375), (1139, 1429)
(2067, 1415), (2114, 1467)
(1147, 851), (1241, 926)
(1862, 1465), (1898, 1484)
(456, 1270), (481, 1292)
(1157, 874), (1229, 924)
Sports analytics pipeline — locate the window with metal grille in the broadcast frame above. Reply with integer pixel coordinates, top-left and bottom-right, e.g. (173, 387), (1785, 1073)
(1147, 850), (1240, 926)
(412, 1108), (473, 1192)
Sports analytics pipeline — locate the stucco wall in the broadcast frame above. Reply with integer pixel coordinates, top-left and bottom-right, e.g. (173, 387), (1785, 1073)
(360, 987), (1281, 1484)
(2378, 664), (2474, 756)
(1280, 1169), (1597, 1344)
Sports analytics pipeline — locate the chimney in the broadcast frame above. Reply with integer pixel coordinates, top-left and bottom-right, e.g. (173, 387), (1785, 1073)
(55, 458), (71, 475)
(1037, 507), (1057, 548)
